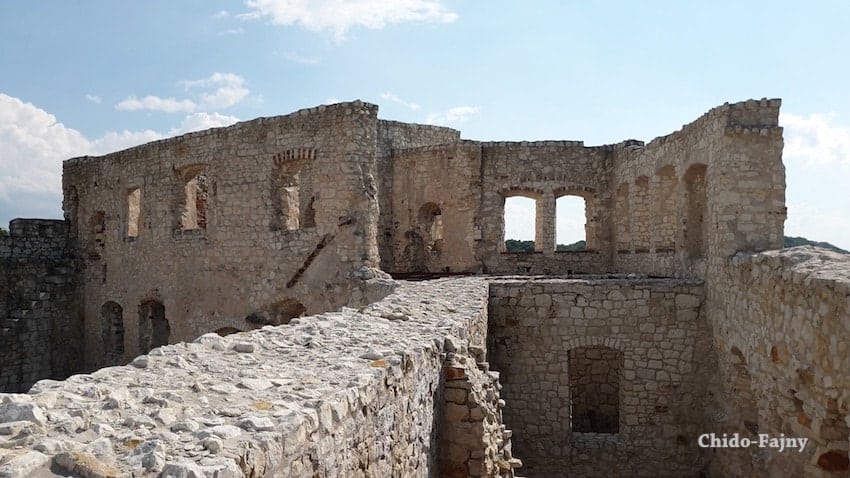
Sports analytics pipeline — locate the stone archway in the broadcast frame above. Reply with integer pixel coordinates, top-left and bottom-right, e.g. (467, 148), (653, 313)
(138, 299), (170, 354)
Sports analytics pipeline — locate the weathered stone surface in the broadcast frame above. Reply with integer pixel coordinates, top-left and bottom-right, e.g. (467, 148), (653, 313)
(2, 98), (846, 478)
(0, 279), (515, 477)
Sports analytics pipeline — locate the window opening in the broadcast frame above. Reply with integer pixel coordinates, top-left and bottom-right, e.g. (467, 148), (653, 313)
(503, 195), (537, 252)
(569, 346), (620, 433)
(555, 195), (586, 251)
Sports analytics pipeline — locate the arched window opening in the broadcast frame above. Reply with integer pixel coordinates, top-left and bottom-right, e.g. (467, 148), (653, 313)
(100, 301), (124, 364)
(503, 195), (537, 252)
(632, 176), (650, 252)
(569, 346), (620, 434)
(127, 188), (140, 238)
(138, 299), (169, 353)
(653, 166), (677, 252)
(615, 183), (630, 252)
(555, 195), (586, 251)
(418, 202), (443, 258)
(177, 166), (208, 231)
(683, 164), (707, 258)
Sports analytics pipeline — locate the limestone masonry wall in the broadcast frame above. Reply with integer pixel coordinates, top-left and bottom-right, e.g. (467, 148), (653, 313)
(0, 220), (80, 393)
(706, 247), (850, 477)
(0, 278), (519, 477)
(62, 102), (386, 371)
(488, 277), (711, 477)
(5, 98), (850, 477)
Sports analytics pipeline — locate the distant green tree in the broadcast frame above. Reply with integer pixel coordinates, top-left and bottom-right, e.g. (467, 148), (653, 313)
(0, 226), (7, 237)
(556, 240), (586, 251)
(505, 239), (534, 252)
(784, 236), (848, 254)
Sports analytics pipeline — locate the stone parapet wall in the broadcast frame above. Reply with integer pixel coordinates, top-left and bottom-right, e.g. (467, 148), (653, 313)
(489, 251), (605, 275)
(0, 278), (518, 477)
(706, 247), (850, 477)
(488, 277), (712, 477)
(0, 220), (70, 261)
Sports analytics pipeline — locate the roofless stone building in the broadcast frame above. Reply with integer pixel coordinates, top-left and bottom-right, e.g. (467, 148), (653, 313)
(1, 99), (849, 477)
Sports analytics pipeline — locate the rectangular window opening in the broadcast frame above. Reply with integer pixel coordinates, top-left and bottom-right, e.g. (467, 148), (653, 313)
(127, 188), (140, 238)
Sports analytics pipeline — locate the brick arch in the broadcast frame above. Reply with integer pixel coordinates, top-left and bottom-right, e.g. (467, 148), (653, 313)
(553, 185), (595, 200)
(563, 335), (627, 353)
(502, 188), (543, 200)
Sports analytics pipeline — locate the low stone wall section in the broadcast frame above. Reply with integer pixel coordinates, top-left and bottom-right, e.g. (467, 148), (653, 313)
(488, 277), (712, 477)
(0, 220), (80, 393)
(707, 246), (850, 477)
(0, 278), (518, 478)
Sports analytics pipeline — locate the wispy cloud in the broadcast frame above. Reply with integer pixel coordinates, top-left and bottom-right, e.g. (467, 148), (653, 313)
(179, 72), (250, 110)
(781, 112), (850, 168)
(0, 93), (242, 227)
(239, 0), (458, 40)
(84, 94), (102, 104)
(426, 105), (479, 125)
(380, 92), (420, 110)
(281, 51), (320, 65)
(115, 95), (196, 113)
(115, 73), (250, 114)
(212, 10), (230, 19)
(218, 27), (245, 35)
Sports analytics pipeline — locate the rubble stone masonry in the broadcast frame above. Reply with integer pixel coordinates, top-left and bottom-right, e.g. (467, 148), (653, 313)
(2, 98), (848, 477)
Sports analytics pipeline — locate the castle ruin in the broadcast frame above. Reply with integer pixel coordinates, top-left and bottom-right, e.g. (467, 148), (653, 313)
(1, 99), (849, 477)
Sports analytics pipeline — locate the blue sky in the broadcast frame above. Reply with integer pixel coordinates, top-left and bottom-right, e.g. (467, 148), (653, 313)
(1, 1), (849, 249)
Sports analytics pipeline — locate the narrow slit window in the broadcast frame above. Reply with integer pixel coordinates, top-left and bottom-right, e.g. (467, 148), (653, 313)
(127, 188), (140, 238)
(181, 171), (208, 230)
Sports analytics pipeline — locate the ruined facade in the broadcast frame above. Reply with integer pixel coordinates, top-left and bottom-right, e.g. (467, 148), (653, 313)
(1, 98), (849, 477)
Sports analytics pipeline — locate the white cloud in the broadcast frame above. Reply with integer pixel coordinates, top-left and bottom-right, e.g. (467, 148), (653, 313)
(179, 72), (250, 110)
(0, 94), (89, 201)
(240, 0), (458, 40)
(85, 94), (102, 104)
(0, 93), (242, 228)
(218, 27), (245, 35)
(172, 112), (240, 134)
(213, 10), (231, 19)
(781, 112), (850, 168)
(425, 105), (479, 125)
(281, 51), (320, 64)
(379, 92), (420, 110)
(90, 130), (163, 155)
(780, 112), (850, 251)
(114, 73), (250, 114)
(115, 95), (196, 113)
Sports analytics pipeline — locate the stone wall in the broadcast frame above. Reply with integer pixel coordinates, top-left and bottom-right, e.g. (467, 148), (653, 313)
(0, 278), (519, 477)
(611, 98), (785, 279)
(0, 220), (80, 393)
(488, 277), (712, 477)
(388, 142), (482, 274)
(477, 142), (614, 275)
(375, 120), (461, 273)
(62, 102), (389, 371)
(705, 247), (850, 477)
